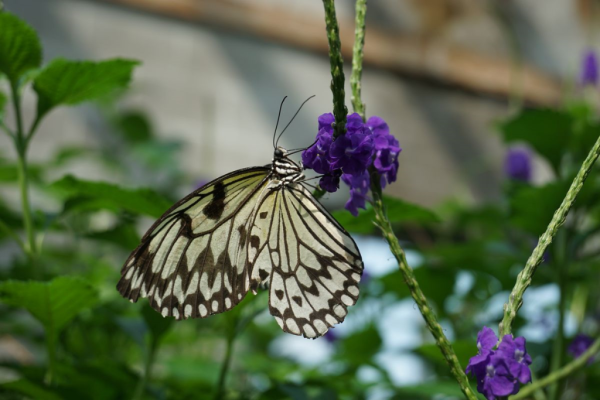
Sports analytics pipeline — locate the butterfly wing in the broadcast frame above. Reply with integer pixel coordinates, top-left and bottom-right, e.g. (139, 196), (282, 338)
(117, 166), (271, 319)
(247, 183), (363, 338)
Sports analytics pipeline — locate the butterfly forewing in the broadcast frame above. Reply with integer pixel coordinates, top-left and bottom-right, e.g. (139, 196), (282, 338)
(117, 167), (270, 319)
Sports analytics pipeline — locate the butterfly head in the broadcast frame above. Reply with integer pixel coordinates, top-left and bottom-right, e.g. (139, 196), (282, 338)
(274, 146), (288, 160)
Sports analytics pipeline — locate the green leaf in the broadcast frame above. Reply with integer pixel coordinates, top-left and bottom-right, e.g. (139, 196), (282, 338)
(50, 175), (172, 218)
(380, 267), (455, 313)
(510, 181), (567, 235)
(116, 110), (154, 143)
(338, 324), (382, 365)
(333, 195), (439, 234)
(0, 13), (42, 84)
(33, 58), (139, 117)
(141, 302), (173, 342)
(393, 380), (466, 398)
(0, 379), (62, 400)
(0, 277), (98, 336)
(85, 222), (140, 250)
(415, 339), (476, 371)
(498, 109), (572, 172)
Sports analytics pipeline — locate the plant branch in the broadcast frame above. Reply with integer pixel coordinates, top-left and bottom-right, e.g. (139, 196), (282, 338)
(510, 338), (600, 400)
(10, 81), (37, 257)
(499, 132), (600, 337)
(0, 219), (26, 252)
(0, 119), (15, 139)
(370, 177), (477, 400)
(350, 0), (367, 120)
(214, 328), (236, 400)
(132, 338), (158, 400)
(322, 0), (347, 138)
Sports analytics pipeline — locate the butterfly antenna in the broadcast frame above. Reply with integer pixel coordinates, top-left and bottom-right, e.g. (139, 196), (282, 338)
(275, 95), (315, 148)
(273, 96), (288, 149)
(286, 139), (318, 156)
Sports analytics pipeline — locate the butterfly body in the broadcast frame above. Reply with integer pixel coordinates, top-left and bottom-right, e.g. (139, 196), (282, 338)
(118, 146), (363, 338)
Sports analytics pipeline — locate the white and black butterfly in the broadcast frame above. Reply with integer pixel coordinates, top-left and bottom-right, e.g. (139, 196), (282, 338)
(117, 99), (363, 339)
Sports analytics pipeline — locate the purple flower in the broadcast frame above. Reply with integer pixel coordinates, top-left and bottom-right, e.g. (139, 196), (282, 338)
(324, 329), (338, 343)
(478, 357), (519, 400)
(580, 50), (599, 87)
(329, 113), (374, 175)
(372, 129), (401, 187)
(318, 113), (335, 134)
(466, 327), (531, 400)
(365, 115), (389, 136)
(568, 334), (595, 363)
(319, 169), (342, 193)
(466, 327), (498, 376)
(302, 127), (334, 174)
(342, 171), (370, 216)
(504, 147), (532, 182)
(497, 335), (532, 384)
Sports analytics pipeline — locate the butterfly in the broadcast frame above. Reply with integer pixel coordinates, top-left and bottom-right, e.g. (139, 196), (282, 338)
(117, 98), (363, 338)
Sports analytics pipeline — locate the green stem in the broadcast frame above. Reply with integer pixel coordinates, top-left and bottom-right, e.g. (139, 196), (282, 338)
(370, 177), (477, 400)
(350, 0), (367, 120)
(45, 333), (57, 385)
(10, 81), (37, 257)
(0, 218), (26, 251)
(499, 132), (600, 337)
(214, 331), (236, 400)
(510, 338), (600, 400)
(548, 232), (567, 400)
(322, 0), (347, 138)
(0, 119), (15, 139)
(132, 339), (158, 400)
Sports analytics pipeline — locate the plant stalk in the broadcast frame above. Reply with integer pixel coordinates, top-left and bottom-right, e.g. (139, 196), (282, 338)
(350, 0), (367, 120)
(370, 177), (477, 400)
(510, 338), (600, 400)
(548, 231), (567, 400)
(499, 132), (600, 337)
(322, 0), (347, 138)
(10, 81), (37, 257)
(214, 332), (236, 400)
(132, 339), (158, 400)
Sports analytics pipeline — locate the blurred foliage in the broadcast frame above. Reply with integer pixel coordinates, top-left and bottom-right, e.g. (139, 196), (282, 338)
(0, 10), (599, 400)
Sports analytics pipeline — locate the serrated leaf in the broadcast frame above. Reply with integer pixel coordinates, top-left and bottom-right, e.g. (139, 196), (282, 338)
(50, 175), (172, 218)
(0, 13), (42, 84)
(498, 109), (572, 172)
(33, 58), (139, 117)
(332, 195), (439, 234)
(0, 277), (98, 336)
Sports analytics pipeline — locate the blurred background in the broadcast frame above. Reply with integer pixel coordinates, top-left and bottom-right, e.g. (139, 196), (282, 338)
(1, 0), (600, 399)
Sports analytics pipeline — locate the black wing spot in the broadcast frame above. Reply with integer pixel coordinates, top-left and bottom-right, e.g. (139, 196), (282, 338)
(259, 211), (268, 219)
(292, 296), (303, 307)
(250, 235), (261, 250)
(203, 182), (226, 220)
(259, 269), (270, 281)
(275, 289), (284, 300)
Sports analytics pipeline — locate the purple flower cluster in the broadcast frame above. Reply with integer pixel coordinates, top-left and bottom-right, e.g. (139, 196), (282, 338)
(504, 147), (532, 182)
(580, 49), (599, 87)
(568, 334), (595, 363)
(466, 327), (532, 400)
(302, 113), (401, 216)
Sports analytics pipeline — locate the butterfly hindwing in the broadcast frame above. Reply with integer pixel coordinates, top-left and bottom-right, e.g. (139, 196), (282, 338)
(247, 184), (363, 338)
(117, 167), (270, 319)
